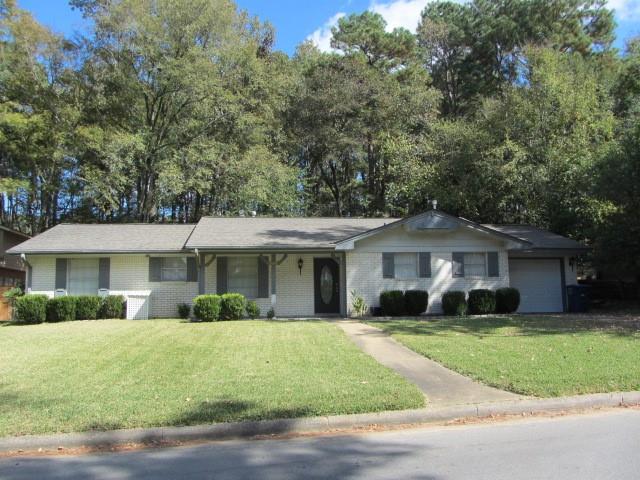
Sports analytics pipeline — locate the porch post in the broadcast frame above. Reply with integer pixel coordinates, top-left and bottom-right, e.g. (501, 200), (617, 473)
(270, 254), (277, 310)
(198, 254), (206, 295)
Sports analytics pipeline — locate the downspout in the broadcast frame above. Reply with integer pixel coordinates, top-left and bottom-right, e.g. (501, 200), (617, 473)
(21, 253), (32, 293)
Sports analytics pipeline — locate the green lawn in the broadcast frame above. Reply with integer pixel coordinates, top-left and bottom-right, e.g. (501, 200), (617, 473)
(0, 320), (424, 437)
(370, 316), (640, 397)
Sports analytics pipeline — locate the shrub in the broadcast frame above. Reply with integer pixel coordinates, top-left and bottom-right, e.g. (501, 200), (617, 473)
(495, 287), (520, 313)
(99, 295), (126, 319)
(404, 290), (429, 316)
(380, 290), (406, 316)
(266, 307), (275, 319)
(220, 293), (247, 320)
(14, 294), (48, 324)
(467, 289), (496, 315)
(177, 303), (191, 319)
(350, 290), (368, 317)
(442, 291), (467, 316)
(75, 296), (102, 320)
(193, 294), (221, 322)
(46, 296), (77, 322)
(246, 300), (260, 319)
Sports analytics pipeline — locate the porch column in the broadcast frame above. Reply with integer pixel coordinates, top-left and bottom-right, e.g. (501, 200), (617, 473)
(270, 253), (277, 308)
(198, 254), (206, 295)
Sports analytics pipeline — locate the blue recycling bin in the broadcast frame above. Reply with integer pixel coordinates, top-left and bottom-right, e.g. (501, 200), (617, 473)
(566, 285), (590, 313)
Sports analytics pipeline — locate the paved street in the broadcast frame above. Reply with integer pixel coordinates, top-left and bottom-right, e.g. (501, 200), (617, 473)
(1, 409), (638, 479)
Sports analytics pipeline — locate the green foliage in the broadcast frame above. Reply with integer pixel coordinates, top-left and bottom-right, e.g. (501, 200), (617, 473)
(177, 303), (191, 320)
(495, 288), (521, 314)
(467, 289), (496, 315)
(193, 295), (222, 322)
(380, 290), (406, 316)
(75, 296), (102, 320)
(404, 290), (429, 316)
(46, 296), (77, 322)
(266, 307), (275, 319)
(442, 291), (467, 316)
(350, 290), (369, 317)
(99, 295), (125, 319)
(220, 293), (247, 320)
(245, 300), (260, 319)
(14, 294), (48, 324)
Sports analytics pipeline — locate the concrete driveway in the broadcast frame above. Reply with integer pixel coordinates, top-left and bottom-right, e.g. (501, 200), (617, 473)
(337, 321), (521, 405)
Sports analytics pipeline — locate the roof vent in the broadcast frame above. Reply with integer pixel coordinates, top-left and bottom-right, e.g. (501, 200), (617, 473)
(432, 199), (438, 210)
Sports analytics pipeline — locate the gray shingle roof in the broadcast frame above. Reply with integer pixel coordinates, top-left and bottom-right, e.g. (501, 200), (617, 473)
(483, 224), (587, 250)
(7, 224), (196, 254)
(186, 217), (399, 249)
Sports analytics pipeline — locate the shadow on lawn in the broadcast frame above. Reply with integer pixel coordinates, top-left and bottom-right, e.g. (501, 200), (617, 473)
(374, 316), (640, 339)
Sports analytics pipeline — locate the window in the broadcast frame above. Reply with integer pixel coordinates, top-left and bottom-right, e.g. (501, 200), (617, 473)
(161, 257), (187, 281)
(394, 253), (418, 279)
(68, 258), (99, 295)
(228, 256), (258, 298)
(453, 252), (487, 278)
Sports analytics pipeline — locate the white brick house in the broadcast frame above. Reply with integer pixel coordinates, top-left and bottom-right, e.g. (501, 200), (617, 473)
(8, 210), (586, 318)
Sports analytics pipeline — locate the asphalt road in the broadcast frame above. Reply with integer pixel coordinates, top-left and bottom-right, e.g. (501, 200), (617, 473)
(1, 409), (638, 479)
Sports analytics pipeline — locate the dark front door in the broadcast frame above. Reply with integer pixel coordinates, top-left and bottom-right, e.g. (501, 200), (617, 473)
(314, 258), (340, 314)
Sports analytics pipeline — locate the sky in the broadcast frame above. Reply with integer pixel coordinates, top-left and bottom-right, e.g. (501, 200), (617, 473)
(16, 0), (640, 54)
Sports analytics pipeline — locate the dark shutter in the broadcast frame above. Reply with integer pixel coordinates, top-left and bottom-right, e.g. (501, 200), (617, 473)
(382, 253), (395, 278)
(487, 252), (499, 277)
(27, 265), (33, 290)
(99, 258), (110, 289)
(55, 258), (67, 290)
(257, 257), (269, 298)
(419, 252), (431, 278)
(186, 257), (198, 282)
(149, 257), (162, 282)
(216, 257), (227, 294)
(452, 252), (465, 278)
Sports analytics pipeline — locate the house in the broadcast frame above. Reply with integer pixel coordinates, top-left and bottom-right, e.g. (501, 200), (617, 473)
(6, 209), (587, 319)
(1, 225), (29, 287)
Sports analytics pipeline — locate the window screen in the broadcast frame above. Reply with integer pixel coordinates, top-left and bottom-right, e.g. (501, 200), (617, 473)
(228, 256), (258, 298)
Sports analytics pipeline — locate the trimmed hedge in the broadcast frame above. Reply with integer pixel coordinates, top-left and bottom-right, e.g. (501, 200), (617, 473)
(380, 290), (406, 316)
(246, 300), (260, 319)
(193, 294), (221, 322)
(442, 291), (467, 316)
(220, 293), (247, 320)
(46, 296), (77, 322)
(14, 294), (48, 324)
(177, 303), (191, 320)
(467, 289), (496, 315)
(404, 290), (429, 316)
(496, 287), (520, 313)
(99, 295), (126, 319)
(75, 296), (101, 320)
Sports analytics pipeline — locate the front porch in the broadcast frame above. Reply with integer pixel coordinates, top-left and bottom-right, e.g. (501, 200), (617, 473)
(196, 252), (347, 317)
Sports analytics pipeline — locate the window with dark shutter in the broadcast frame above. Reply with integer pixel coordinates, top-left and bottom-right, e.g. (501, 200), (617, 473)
(149, 257), (162, 282)
(99, 258), (110, 289)
(382, 253), (394, 278)
(487, 252), (499, 277)
(216, 257), (228, 294)
(186, 257), (198, 282)
(257, 257), (269, 298)
(55, 258), (67, 290)
(419, 252), (431, 278)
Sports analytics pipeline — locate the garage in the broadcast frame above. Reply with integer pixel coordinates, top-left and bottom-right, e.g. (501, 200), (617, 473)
(509, 258), (565, 313)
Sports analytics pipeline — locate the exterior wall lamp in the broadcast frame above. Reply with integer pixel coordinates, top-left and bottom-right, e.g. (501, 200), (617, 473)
(297, 258), (304, 275)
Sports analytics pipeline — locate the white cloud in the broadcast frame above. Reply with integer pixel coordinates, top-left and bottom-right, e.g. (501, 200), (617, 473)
(369, 0), (431, 32)
(306, 12), (346, 52)
(608, 0), (640, 20)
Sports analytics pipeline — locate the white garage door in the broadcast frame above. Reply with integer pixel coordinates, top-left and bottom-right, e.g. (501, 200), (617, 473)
(509, 259), (564, 313)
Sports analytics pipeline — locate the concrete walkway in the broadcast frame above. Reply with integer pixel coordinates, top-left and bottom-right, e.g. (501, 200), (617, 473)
(337, 320), (521, 405)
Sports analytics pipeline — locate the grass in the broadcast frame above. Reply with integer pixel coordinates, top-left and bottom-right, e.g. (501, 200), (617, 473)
(369, 316), (640, 397)
(0, 319), (424, 437)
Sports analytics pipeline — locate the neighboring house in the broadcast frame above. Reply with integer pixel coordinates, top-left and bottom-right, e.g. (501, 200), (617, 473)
(7, 209), (587, 319)
(0, 225), (29, 287)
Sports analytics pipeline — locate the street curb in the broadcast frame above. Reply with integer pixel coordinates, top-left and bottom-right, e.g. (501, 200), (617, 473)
(1, 392), (638, 454)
